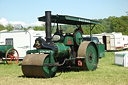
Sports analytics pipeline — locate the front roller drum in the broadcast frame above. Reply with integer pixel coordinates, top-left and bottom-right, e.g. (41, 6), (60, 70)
(22, 54), (57, 78)
(78, 41), (99, 71)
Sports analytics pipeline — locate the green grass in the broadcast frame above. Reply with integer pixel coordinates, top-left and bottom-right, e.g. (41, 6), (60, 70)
(0, 52), (128, 85)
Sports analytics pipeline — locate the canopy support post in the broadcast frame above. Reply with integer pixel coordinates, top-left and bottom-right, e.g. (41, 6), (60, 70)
(90, 24), (95, 41)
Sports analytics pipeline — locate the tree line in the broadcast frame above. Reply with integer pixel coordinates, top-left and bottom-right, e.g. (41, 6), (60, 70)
(82, 16), (128, 35)
(0, 16), (128, 35)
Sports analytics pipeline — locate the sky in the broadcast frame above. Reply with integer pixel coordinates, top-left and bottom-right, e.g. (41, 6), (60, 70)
(0, 0), (128, 27)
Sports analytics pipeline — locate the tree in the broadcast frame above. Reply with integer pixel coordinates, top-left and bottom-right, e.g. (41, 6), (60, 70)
(27, 25), (45, 31)
(92, 24), (106, 34)
(0, 24), (5, 31)
(5, 24), (13, 31)
(107, 16), (128, 35)
(33, 26), (45, 31)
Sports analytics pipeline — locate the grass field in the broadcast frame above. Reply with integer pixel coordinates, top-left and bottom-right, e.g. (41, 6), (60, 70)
(0, 52), (128, 85)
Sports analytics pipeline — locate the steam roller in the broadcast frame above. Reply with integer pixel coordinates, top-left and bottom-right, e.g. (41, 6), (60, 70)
(22, 11), (100, 78)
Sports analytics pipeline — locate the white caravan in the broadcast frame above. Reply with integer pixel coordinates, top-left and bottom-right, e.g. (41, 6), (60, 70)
(122, 35), (128, 49)
(0, 29), (45, 59)
(92, 32), (124, 51)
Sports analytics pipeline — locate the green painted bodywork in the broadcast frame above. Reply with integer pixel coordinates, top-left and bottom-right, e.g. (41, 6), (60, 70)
(43, 54), (57, 78)
(63, 36), (74, 45)
(74, 31), (83, 45)
(27, 43), (70, 58)
(97, 44), (105, 58)
(55, 43), (70, 57)
(0, 45), (13, 53)
(38, 15), (100, 25)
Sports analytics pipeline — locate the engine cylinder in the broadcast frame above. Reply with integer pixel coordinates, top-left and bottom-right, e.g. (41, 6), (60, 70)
(54, 43), (70, 57)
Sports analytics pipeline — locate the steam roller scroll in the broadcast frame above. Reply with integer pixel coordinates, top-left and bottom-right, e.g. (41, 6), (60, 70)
(22, 54), (57, 78)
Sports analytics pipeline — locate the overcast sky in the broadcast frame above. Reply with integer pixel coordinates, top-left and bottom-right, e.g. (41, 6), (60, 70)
(0, 0), (128, 27)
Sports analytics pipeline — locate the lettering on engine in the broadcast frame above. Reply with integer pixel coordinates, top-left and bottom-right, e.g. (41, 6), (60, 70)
(79, 19), (90, 23)
(67, 38), (72, 44)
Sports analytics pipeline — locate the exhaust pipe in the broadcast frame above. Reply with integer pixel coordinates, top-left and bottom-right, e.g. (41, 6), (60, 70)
(45, 11), (52, 44)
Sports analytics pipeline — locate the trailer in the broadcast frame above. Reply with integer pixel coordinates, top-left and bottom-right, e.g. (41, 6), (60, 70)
(92, 32), (124, 51)
(0, 29), (45, 59)
(122, 35), (128, 49)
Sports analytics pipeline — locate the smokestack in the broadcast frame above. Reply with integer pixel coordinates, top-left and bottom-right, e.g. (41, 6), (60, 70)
(45, 11), (52, 44)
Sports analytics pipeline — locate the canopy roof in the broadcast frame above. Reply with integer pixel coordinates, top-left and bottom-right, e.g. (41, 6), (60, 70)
(38, 15), (100, 25)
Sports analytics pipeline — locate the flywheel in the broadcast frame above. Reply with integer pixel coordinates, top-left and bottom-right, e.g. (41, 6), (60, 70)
(73, 30), (83, 46)
(78, 41), (99, 71)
